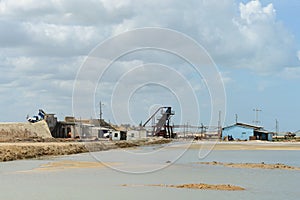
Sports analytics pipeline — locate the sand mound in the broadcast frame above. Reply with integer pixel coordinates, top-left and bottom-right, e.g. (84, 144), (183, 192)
(199, 161), (300, 170)
(122, 183), (245, 191)
(0, 120), (52, 141)
(156, 183), (245, 191)
(20, 160), (119, 173)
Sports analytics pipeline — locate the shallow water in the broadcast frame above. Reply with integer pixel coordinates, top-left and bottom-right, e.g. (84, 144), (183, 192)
(1, 143), (300, 200)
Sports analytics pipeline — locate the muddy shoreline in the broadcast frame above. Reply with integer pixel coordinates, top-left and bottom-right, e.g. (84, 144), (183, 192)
(122, 183), (245, 191)
(198, 161), (300, 170)
(0, 138), (171, 162)
(169, 141), (300, 150)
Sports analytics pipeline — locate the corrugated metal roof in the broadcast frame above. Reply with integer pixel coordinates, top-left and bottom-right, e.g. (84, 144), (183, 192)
(223, 122), (263, 130)
(236, 122), (263, 129)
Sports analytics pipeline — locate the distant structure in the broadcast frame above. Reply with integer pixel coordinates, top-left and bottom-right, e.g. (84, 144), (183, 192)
(45, 115), (76, 138)
(44, 114), (149, 141)
(222, 122), (273, 141)
(25, 108), (146, 140)
(45, 114), (115, 139)
(143, 106), (175, 138)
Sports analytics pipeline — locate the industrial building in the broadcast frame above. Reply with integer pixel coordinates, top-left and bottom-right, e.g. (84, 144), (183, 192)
(29, 106), (174, 140)
(44, 114), (115, 139)
(45, 114), (76, 138)
(222, 122), (273, 141)
(44, 113), (149, 141)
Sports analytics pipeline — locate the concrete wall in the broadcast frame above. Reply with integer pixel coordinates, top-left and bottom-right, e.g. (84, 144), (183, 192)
(110, 131), (127, 141)
(111, 131), (121, 141)
(0, 120), (52, 140)
(51, 123), (76, 138)
(127, 130), (147, 140)
(222, 125), (254, 141)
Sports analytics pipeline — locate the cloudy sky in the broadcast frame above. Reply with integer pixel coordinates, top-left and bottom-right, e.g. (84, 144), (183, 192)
(1, 0), (299, 132)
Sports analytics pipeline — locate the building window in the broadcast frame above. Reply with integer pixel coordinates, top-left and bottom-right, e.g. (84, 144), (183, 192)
(242, 132), (246, 134)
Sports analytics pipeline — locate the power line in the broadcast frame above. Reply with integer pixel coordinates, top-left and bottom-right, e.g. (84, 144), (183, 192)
(253, 108), (262, 126)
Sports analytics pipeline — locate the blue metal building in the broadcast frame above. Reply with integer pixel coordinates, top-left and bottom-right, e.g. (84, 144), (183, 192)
(222, 122), (273, 141)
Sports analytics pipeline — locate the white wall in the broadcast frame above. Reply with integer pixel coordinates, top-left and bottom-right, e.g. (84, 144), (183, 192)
(111, 131), (121, 141)
(127, 130), (147, 140)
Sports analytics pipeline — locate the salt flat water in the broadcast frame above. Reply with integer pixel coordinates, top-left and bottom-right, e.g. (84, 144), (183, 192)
(1, 142), (300, 200)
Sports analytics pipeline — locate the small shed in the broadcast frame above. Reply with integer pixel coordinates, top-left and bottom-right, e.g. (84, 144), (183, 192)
(254, 130), (273, 141)
(127, 130), (147, 140)
(110, 131), (127, 141)
(222, 122), (273, 141)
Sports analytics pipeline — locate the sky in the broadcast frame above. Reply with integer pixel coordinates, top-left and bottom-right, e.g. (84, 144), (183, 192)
(0, 0), (299, 132)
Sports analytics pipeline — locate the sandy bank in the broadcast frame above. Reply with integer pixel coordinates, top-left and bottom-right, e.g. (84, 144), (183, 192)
(169, 141), (300, 151)
(0, 138), (171, 162)
(17, 160), (120, 173)
(122, 183), (245, 191)
(198, 161), (300, 170)
(0, 121), (52, 141)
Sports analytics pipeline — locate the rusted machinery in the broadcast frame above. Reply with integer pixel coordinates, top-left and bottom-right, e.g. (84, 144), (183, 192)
(143, 106), (175, 138)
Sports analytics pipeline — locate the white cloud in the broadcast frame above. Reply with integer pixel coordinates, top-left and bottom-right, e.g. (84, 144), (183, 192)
(239, 0), (275, 24)
(100, 0), (131, 12)
(220, 72), (233, 85)
(281, 67), (300, 80)
(226, 1), (297, 73)
(0, 0), (299, 122)
(24, 22), (99, 47)
(1, 0), (298, 70)
(107, 0), (298, 74)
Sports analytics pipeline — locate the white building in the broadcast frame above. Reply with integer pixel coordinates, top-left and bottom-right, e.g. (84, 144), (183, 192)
(127, 130), (147, 140)
(110, 131), (127, 141)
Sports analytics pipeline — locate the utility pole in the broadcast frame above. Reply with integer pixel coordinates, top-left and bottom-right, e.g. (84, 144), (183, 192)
(275, 119), (279, 137)
(218, 111), (222, 137)
(99, 101), (104, 126)
(235, 114), (238, 124)
(253, 108), (262, 126)
(200, 123), (204, 135)
(183, 123), (186, 138)
(187, 121), (190, 137)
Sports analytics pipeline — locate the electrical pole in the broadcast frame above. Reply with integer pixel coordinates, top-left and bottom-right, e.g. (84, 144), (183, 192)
(235, 114), (238, 124)
(183, 123), (186, 138)
(218, 111), (222, 137)
(200, 123), (204, 135)
(99, 101), (104, 126)
(253, 108), (262, 126)
(275, 119), (279, 137)
(187, 121), (190, 137)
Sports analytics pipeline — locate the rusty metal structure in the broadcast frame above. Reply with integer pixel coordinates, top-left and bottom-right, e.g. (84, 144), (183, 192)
(143, 106), (175, 138)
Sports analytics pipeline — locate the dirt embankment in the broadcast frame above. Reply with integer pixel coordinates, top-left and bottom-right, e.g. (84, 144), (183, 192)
(122, 183), (245, 191)
(0, 138), (171, 162)
(198, 161), (300, 170)
(0, 121), (52, 142)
